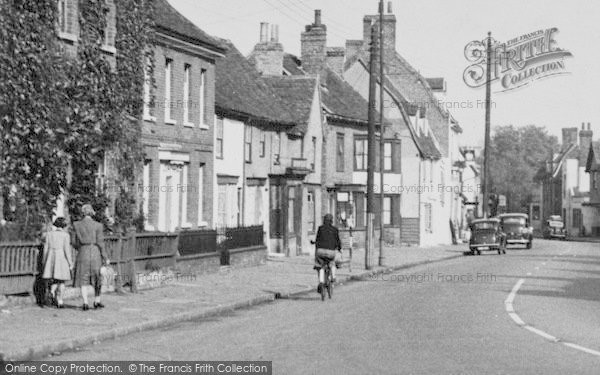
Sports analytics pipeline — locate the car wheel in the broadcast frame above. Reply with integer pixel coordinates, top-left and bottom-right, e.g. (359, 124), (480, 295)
(477, 250), (481, 255)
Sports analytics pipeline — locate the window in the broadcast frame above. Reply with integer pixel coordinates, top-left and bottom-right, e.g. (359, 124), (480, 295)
(216, 117), (224, 159)
(300, 137), (305, 159)
(288, 187), (295, 234)
(383, 196), (392, 225)
(183, 64), (192, 125)
(307, 191), (315, 233)
(311, 136), (316, 171)
(143, 57), (155, 120)
(259, 131), (266, 158)
(57, 0), (67, 33)
(142, 161), (150, 228)
(199, 69), (206, 127)
(336, 133), (344, 172)
(354, 138), (368, 171)
(102, 0), (115, 49)
(273, 133), (281, 164)
(573, 209), (582, 229)
(440, 170), (445, 205)
(424, 203), (432, 232)
(164, 58), (174, 123)
(384, 142), (392, 171)
(352, 192), (365, 228)
(197, 164), (204, 226)
(245, 126), (252, 163)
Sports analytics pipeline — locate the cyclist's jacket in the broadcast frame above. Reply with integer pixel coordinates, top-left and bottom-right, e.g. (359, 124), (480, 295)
(315, 224), (341, 251)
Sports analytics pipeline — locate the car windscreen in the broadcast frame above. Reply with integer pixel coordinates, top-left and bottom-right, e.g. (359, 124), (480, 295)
(501, 217), (526, 226)
(472, 222), (498, 230)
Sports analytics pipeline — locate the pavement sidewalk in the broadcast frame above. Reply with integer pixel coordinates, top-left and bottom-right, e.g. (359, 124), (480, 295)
(0, 244), (466, 361)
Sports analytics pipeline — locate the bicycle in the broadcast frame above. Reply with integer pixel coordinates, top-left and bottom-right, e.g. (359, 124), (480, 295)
(312, 240), (334, 301)
(320, 261), (333, 301)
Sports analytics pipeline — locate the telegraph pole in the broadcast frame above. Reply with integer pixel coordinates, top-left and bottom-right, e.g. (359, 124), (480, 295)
(482, 32), (492, 218)
(365, 23), (378, 270)
(378, 0), (386, 266)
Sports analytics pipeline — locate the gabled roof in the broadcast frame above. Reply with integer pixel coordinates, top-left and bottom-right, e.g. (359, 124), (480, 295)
(586, 141), (600, 172)
(155, 0), (225, 54)
(283, 54), (371, 126)
(346, 47), (451, 155)
(551, 143), (578, 178)
(215, 40), (295, 127)
(263, 76), (317, 135)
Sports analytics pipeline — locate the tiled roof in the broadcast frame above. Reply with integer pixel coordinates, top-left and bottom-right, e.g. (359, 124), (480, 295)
(283, 54), (371, 126)
(320, 69), (370, 124)
(586, 141), (600, 172)
(215, 40), (295, 127)
(264, 76), (317, 135)
(283, 54), (305, 76)
(155, 0), (225, 53)
(415, 132), (442, 159)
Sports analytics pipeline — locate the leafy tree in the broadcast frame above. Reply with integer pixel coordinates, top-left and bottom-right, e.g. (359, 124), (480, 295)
(488, 125), (558, 212)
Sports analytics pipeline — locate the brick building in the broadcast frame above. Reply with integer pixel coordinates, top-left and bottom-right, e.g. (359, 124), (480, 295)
(584, 140), (600, 235)
(140, 0), (225, 231)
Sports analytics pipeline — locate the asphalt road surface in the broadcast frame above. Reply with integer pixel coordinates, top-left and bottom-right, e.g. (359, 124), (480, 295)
(49, 239), (600, 374)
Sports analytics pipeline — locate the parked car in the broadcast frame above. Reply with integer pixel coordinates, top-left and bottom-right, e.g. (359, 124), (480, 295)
(498, 213), (533, 249)
(543, 215), (567, 240)
(469, 218), (506, 255)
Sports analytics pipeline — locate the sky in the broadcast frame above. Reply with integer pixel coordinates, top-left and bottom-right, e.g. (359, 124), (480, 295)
(169, 0), (600, 146)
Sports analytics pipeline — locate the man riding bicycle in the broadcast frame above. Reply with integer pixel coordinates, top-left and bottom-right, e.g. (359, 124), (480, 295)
(314, 214), (342, 293)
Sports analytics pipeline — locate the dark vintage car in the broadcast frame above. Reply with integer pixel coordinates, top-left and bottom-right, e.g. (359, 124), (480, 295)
(469, 218), (506, 255)
(498, 213), (533, 249)
(543, 215), (567, 240)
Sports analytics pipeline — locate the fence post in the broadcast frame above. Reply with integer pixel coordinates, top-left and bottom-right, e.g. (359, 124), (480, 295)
(114, 235), (125, 293)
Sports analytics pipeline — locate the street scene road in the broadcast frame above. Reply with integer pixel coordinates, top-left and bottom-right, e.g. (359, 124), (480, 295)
(48, 239), (600, 374)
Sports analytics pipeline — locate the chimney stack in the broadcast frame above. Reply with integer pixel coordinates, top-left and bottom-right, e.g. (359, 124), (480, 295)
(363, 6), (396, 58)
(561, 127), (578, 145)
(579, 122), (593, 157)
(301, 10), (327, 74)
(387, 1), (393, 13)
(249, 22), (284, 76)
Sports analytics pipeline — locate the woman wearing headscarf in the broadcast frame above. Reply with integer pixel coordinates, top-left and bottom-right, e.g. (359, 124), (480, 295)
(41, 217), (73, 308)
(72, 204), (109, 311)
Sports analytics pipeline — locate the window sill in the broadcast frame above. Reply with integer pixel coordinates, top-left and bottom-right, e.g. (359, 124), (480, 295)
(143, 115), (157, 123)
(199, 123), (210, 130)
(58, 31), (77, 43)
(100, 44), (116, 54)
(183, 121), (195, 128)
(165, 119), (177, 125)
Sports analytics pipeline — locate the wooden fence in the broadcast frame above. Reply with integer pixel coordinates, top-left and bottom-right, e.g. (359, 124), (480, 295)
(0, 232), (178, 296)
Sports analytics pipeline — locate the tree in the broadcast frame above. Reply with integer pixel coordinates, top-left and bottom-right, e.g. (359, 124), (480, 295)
(488, 125), (558, 212)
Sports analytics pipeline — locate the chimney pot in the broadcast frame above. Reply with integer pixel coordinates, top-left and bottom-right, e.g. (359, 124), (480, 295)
(315, 9), (321, 25)
(588, 122), (591, 130)
(260, 22), (269, 43)
(582, 122), (585, 130)
(387, 1), (393, 13)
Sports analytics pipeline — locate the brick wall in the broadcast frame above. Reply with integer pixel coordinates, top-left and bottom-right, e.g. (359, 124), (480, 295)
(141, 41), (216, 229)
(175, 253), (221, 275)
(228, 246), (267, 268)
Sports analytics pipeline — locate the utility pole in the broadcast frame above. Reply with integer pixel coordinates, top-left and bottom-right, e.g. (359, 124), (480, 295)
(378, 0), (385, 266)
(365, 23), (378, 270)
(482, 32), (492, 218)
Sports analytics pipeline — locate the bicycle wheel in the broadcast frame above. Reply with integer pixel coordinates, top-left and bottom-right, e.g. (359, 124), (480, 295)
(327, 274), (333, 299)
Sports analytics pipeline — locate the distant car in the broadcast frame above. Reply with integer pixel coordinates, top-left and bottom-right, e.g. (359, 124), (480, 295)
(543, 215), (567, 240)
(469, 218), (506, 255)
(498, 213), (533, 249)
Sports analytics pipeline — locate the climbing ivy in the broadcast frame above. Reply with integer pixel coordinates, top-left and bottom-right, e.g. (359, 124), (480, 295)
(0, 0), (155, 235)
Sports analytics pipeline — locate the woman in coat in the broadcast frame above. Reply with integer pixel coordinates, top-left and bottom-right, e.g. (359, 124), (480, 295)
(42, 217), (73, 308)
(72, 204), (109, 311)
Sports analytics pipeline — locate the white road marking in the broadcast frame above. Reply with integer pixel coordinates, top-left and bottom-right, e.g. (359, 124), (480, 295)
(505, 278), (600, 357)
